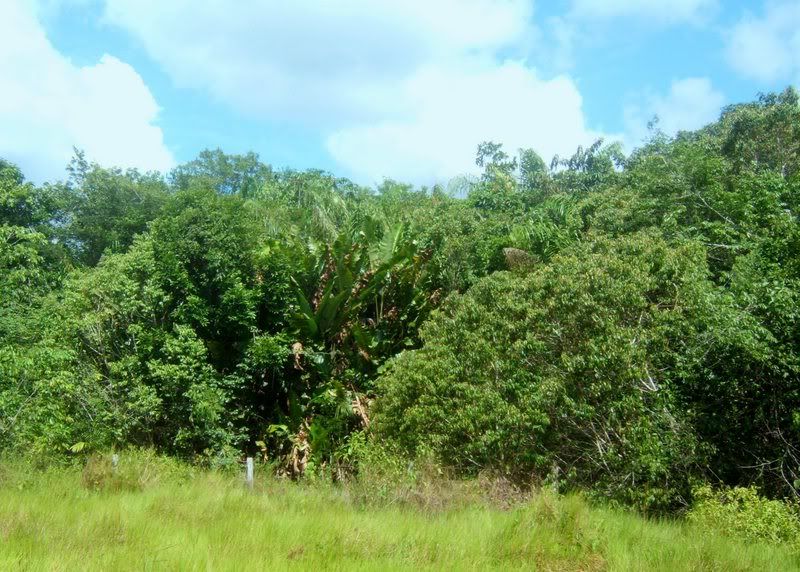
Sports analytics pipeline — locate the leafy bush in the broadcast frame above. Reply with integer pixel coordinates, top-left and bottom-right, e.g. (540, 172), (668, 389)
(375, 233), (770, 511)
(688, 485), (800, 549)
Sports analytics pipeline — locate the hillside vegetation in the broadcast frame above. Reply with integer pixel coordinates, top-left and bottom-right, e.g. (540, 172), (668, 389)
(2, 89), (800, 528)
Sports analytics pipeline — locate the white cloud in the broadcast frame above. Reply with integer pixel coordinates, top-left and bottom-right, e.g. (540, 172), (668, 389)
(624, 78), (725, 149)
(103, 0), (535, 125)
(327, 60), (613, 184)
(102, 0), (615, 184)
(0, 0), (173, 183)
(570, 0), (716, 23)
(726, 1), (800, 84)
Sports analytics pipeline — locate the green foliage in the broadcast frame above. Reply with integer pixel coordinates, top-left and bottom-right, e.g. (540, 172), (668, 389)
(0, 334), (95, 454)
(292, 220), (428, 375)
(169, 148), (273, 197)
(0, 186), (298, 458)
(717, 87), (800, 178)
(150, 188), (263, 352)
(0, 161), (64, 337)
(410, 198), (509, 292)
(508, 194), (580, 262)
(376, 234), (766, 511)
(2, 88), (800, 518)
(689, 485), (800, 549)
(0, 225), (47, 304)
(469, 144), (523, 213)
(550, 139), (625, 194)
(146, 325), (234, 455)
(0, 159), (52, 228)
(57, 154), (170, 266)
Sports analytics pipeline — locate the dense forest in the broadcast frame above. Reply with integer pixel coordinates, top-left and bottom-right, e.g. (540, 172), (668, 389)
(1, 88), (799, 515)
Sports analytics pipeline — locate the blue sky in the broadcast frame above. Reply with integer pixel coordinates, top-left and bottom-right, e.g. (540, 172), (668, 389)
(1, 0), (798, 186)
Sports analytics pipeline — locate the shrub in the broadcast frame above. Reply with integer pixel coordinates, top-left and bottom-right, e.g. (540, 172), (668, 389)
(688, 485), (800, 549)
(374, 233), (768, 511)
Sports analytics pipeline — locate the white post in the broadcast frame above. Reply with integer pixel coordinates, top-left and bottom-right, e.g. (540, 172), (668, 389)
(245, 457), (254, 489)
(111, 454), (119, 472)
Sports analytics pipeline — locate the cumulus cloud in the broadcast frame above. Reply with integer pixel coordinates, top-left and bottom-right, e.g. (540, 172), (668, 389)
(103, 0), (535, 125)
(102, 0), (616, 184)
(327, 60), (612, 184)
(0, 0), (173, 183)
(726, 1), (800, 84)
(623, 77), (725, 149)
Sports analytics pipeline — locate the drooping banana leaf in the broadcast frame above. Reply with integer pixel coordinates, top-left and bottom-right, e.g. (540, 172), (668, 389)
(291, 277), (318, 337)
(315, 288), (350, 337)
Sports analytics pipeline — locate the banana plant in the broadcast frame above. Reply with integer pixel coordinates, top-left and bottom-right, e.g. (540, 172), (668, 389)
(291, 218), (432, 379)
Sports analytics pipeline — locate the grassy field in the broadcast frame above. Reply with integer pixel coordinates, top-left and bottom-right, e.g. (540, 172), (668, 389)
(0, 454), (798, 571)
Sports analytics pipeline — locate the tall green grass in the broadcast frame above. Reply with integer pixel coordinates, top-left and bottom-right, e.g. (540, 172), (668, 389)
(0, 452), (798, 571)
